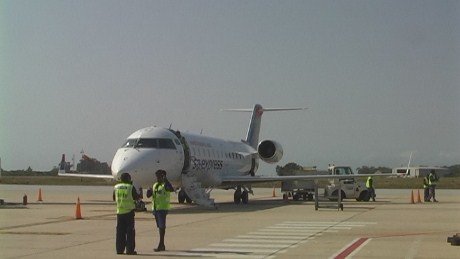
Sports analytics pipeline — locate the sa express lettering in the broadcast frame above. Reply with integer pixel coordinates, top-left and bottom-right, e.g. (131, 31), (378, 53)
(191, 156), (223, 170)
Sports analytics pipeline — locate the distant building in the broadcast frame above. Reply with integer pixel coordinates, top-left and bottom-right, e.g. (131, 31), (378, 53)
(77, 154), (111, 175)
(391, 166), (450, 178)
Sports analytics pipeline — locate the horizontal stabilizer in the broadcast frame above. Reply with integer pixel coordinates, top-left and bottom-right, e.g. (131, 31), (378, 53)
(221, 107), (307, 112)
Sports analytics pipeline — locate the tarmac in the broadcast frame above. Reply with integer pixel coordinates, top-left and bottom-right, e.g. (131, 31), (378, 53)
(1, 185), (459, 258)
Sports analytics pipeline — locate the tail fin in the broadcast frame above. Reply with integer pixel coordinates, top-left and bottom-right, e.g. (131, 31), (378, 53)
(222, 104), (307, 148)
(58, 154), (66, 174)
(405, 152), (413, 177)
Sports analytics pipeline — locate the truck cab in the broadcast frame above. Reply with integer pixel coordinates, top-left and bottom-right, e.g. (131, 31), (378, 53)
(324, 166), (370, 201)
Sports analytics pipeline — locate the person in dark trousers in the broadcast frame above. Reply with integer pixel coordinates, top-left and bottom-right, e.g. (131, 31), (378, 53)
(366, 176), (376, 201)
(147, 169), (174, 252)
(114, 173), (138, 255)
(423, 174), (430, 202)
(428, 170), (439, 202)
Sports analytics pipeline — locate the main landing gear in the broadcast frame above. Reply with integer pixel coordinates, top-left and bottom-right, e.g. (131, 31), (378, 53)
(233, 187), (249, 204)
(178, 189), (193, 204)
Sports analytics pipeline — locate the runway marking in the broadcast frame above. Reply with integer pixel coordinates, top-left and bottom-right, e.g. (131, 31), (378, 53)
(168, 221), (372, 258)
(237, 235), (307, 240)
(224, 238), (301, 243)
(211, 243), (290, 248)
(267, 226), (351, 230)
(331, 237), (371, 259)
(253, 232), (320, 236)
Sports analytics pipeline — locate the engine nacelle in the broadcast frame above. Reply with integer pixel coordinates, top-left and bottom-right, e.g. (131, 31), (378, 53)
(257, 140), (283, 164)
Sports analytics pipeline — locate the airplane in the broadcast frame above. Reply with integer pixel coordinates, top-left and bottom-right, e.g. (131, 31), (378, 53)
(60, 104), (386, 207)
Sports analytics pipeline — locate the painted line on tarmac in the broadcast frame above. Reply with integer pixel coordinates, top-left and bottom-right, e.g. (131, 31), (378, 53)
(330, 237), (371, 259)
(224, 238), (301, 243)
(166, 221), (373, 258)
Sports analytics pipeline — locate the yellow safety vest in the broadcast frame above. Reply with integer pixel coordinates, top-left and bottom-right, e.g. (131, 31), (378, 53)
(114, 183), (135, 214)
(423, 176), (429, 188)
(152, 182), (171, 211)
(366, 177), (373, 188)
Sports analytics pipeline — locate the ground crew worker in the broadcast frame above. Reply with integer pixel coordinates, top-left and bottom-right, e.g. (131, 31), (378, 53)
(366, 176), (376, 202)
(114, 173), (138, 255)
(428, 170), (439, 202)
(423, 174), (430, 202)
(146, 169), (174, 252)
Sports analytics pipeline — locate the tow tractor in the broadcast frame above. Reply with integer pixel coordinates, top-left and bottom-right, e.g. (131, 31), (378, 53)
(324, 165), (371, 202)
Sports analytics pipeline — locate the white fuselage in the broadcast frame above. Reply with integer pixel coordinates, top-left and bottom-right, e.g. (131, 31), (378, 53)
(111, 126), (257, 189)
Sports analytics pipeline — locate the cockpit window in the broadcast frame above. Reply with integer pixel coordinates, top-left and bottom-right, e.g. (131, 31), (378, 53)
(136, 138), (158, 148)
(158, 139), (176, 149)
(121, 138), (176, 149)
(122, 139), (137, 148)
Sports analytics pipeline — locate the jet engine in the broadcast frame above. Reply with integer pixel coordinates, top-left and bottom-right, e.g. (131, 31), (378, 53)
(257, 140), (283, 163)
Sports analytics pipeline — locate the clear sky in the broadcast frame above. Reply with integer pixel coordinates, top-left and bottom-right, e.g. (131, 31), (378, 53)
(1, 1), (459, 172)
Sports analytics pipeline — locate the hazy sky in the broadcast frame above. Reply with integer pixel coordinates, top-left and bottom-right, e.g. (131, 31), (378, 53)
(1, 1), (459, 172)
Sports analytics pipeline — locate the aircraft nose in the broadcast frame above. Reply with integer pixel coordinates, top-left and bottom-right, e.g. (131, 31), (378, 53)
(111, 149), (140, 180)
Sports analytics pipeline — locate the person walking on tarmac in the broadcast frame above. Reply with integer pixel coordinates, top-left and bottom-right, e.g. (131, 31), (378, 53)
(114, 173), (138, 255)
(423, 174), (430, 202)
(366, 176), (376, 202)
(428, 169), (439, 202)
(146, 169), (174, 252)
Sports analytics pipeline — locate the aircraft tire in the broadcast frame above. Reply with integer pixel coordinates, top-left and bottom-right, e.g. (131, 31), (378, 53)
(234, 189), (242, 204)
(241, 191), (249, 204)
(178, 189), (186, 204)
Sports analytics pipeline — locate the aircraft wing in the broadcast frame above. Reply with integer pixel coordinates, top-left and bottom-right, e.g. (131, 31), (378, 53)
(58, 172), (114, 179)
(221, 173), (389, 185)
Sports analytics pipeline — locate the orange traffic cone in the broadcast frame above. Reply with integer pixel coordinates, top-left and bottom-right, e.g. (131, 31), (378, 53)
(75, 197), (83, 219)
(417, 189), (422, 203)
(37, 188), (43, 202)
(410, 190), (415, 204)
(272, 187), (276, 197)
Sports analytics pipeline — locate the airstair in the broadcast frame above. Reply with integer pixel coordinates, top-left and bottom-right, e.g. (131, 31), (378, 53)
(181, 171), (215, 208)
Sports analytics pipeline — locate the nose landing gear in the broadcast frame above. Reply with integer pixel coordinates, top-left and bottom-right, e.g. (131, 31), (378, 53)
(233, 187), (249, 204)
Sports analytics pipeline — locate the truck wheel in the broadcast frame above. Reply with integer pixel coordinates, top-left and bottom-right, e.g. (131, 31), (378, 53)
(358, 191), (370, 202)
